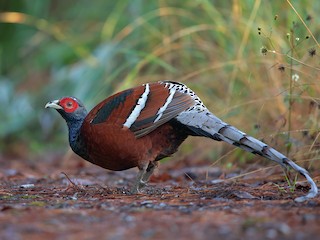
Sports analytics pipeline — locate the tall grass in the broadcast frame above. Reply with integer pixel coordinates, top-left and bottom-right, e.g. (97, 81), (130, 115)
(0, 0), (320, 172)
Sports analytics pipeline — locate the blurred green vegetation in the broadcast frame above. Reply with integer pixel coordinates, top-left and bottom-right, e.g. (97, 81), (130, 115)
(0, 0), (320, 169)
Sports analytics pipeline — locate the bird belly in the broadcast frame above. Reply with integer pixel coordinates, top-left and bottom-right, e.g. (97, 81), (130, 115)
(80, 122), (188, 171)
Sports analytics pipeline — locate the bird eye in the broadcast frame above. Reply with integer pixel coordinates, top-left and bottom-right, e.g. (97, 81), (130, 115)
(66, 101), (73, 108)
(59, 97), (78, 113)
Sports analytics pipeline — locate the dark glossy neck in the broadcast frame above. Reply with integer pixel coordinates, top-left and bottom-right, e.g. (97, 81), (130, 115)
(67, 119), (88, 160)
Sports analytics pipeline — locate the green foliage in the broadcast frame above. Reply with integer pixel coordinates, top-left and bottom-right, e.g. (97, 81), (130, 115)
(0, 0), (320, 171)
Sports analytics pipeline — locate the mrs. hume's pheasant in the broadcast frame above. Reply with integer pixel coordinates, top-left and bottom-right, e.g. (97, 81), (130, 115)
(45, 81), (317, 202)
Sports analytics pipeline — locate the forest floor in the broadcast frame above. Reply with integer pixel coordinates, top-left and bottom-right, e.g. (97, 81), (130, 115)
(0, 153), (319, 240)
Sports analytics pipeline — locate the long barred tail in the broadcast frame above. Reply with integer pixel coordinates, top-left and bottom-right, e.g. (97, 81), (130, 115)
(176, 110), (318, 202)
(210, 121), (317, 202)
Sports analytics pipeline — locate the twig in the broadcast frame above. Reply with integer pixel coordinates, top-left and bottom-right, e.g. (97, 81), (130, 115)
(61, 172), (85, 191)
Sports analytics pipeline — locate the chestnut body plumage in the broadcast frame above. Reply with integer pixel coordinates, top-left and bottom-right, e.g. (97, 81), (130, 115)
(46, 81), (317, 201)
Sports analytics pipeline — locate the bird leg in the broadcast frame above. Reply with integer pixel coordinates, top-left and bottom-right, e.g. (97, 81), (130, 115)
(131, 164), (148, 194)
(141, 161), (158, 187)
(131, 161), (159, 194)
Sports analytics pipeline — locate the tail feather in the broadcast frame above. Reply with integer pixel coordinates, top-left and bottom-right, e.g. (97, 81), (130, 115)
(215, 126), (287, 167)
(176, 110), (318, 202)
(208, 116), (318, 202)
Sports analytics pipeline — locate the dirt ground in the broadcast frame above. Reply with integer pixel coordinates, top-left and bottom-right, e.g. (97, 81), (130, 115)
(0, 153), (319, 240)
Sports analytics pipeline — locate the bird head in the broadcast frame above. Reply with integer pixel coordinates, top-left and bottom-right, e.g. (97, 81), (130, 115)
(45, 97), (88, 122)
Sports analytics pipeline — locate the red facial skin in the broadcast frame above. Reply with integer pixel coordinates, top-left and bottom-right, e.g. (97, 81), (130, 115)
(59, 97), (79, 113)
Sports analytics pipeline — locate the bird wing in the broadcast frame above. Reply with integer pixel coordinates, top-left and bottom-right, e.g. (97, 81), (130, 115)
(131, 83), (195, 138)
(86, 82), (195, 138)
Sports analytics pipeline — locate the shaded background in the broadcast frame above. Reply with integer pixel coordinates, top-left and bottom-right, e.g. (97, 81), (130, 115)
(1, 0), (320, 172)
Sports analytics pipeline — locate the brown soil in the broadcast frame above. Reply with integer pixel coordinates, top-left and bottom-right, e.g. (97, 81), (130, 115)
(0, 154), (319, 240)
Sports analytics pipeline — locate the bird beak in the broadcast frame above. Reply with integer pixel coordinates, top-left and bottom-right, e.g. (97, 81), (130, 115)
(45, 100), (63, 110)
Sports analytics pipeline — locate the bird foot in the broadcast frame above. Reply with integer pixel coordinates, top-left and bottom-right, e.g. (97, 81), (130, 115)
(129, 188), (140, 195)
(130, 180), (148, 194)
(139, 180), (148, 188)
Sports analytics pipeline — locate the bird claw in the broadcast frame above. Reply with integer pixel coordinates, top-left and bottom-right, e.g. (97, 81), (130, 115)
(130, 180), (148, 194)
(129, 188), (140, 195)
(139, 180), (147, 188)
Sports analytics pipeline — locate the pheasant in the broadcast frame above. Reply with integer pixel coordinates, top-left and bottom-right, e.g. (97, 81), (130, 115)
(45, 81), (317, 202)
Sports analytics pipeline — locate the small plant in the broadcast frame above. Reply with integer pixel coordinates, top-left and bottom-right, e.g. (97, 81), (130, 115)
(272, 183), (288, 194)
(272, 170), (298, 194)
(257, 6), (320, 186)
(283, 170), (298, 193)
